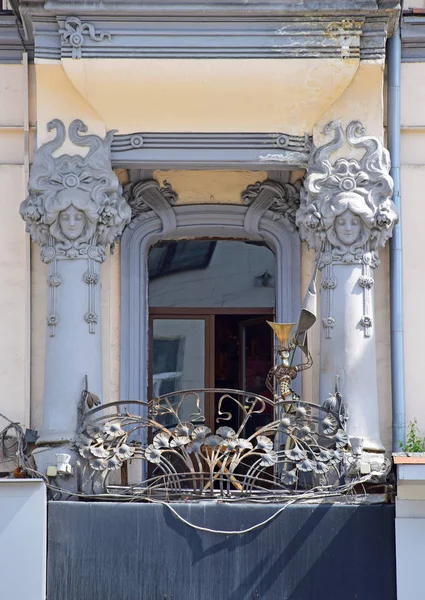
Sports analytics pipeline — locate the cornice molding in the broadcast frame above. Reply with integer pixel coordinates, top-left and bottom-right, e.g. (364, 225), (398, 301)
(401, 15), (425, 62)
(18, 1), (399, 17)
(0, 13), (34, 63)
(11, 1), (399, 62)
(111, 132), (312, 170)
(29, 15), (389, 61)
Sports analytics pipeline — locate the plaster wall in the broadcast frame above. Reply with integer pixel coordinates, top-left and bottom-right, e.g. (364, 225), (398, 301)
(153, 170), (268, 205)
(404, 1), (425, 7)
(57, 57), (359, 137)
(0, 165), (27, 426)
(314, 61), (385, 143)
(400, 62), (425, 440)
(34, 59), (385, 145)
(0, 64), (36, 438)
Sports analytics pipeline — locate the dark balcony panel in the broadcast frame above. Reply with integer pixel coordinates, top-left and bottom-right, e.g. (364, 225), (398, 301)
(47, 501), (396, 600)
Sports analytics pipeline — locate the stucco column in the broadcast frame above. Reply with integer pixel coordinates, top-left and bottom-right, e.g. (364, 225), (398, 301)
(20, 120), (131, 445)
(296, 121), (397, 453)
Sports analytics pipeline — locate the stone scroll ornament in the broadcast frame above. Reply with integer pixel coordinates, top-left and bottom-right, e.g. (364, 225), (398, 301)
(296, 121), (397, 337)
(20, 119), (131, 264)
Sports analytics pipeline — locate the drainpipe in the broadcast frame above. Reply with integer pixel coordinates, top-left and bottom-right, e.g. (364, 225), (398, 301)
(387, 24), (405, 451)
(10, 1), (32, 429)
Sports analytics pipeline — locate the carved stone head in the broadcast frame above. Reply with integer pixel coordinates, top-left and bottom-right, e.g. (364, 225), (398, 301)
(322, 191), (375, 261)
(334, 210), (362, 246)
(47, 188), (98, 246)
(20, 120), (131, 262)
(296, 121), (397, 267)
(58, 205), (86, 240)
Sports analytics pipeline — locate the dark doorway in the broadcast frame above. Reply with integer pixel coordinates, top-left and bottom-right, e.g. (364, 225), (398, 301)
(214, 313), (273, 433)
(150, 309), (273, 431)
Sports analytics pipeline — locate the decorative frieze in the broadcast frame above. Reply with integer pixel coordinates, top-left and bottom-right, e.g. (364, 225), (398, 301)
(29, 12), (394, 62)
(113, 132), (311, 155)
(20, 119), (131, 263)
(60, 17), (112, 59)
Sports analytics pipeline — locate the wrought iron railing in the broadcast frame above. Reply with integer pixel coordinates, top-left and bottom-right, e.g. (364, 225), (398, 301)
(75, 387), (349, 500)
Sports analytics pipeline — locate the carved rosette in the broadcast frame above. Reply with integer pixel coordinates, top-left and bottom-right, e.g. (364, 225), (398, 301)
(20, 120), (131, 263)
(295, 120), (397, 269)
(61, 17), (112, 59)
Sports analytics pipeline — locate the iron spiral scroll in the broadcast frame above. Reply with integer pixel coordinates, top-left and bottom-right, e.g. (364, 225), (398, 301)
(75, 386), (349, 499)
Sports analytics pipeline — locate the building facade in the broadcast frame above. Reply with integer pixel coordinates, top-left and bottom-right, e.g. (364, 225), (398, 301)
(2, 1), (425, 599)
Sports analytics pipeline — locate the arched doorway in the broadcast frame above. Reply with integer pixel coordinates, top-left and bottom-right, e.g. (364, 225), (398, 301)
(120, 190), (300, 405)
(148, 239), (276, 431)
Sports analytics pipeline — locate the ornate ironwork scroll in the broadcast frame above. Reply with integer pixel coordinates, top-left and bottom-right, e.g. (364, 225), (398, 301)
(75, 386), (350, 499)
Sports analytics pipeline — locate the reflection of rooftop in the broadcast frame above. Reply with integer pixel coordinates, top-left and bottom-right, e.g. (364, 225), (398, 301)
(149, 240), (216, 279)
(149, 239), (275, 309)
(152, 371), (182, 397)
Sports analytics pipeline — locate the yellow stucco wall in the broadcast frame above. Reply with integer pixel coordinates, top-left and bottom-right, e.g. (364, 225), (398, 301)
(153, 170), (268, 205)
(315, 61), (385, 143)
(400, 62), (425, 437)
(56, 57), (359, 136)
(0, 64), (36, 432)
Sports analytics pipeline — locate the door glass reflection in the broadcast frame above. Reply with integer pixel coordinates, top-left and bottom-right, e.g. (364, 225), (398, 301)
(152, 319), (205, 426)
(149, 240), (275, 308)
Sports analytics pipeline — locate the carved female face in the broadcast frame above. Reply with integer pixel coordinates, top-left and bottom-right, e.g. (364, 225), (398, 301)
(58, 205), (87, 240)
(334, 209), (362, 246)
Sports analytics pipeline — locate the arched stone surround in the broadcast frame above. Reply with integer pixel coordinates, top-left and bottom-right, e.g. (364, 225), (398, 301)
(120, 199), (301, 403)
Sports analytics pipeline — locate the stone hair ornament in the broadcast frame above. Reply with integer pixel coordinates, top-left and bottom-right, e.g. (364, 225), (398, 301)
(296, 120), (397, 340)
(296, 120), (397, 269)
(20, 119), (131, 263)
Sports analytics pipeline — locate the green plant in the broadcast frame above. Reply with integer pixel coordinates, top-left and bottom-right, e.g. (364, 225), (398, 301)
(399, 419), (425, 453)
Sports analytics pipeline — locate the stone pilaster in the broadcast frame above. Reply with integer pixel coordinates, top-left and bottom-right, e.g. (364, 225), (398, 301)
(296, 121), (397, 453)
(20, 120), (131, 447)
